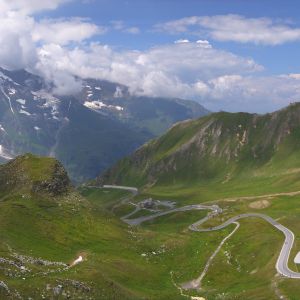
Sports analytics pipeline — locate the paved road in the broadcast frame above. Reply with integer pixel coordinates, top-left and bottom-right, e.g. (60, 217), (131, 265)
(86, 184), (138, 195)
(122, 204), (221, 226)
(190, 213), (300, 279)
(90, 185), (300, 279)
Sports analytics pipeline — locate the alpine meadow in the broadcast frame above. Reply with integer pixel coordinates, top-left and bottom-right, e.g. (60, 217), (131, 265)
(1, 1), (300, 299)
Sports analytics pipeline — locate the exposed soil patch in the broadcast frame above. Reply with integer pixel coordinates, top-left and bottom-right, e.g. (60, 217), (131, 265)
(249, 199), (270, 209)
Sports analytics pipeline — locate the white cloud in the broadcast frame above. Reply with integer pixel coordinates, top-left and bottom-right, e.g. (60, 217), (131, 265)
(37, 44), (83, 95)
(174, 39), (190, 44)
(155, 15), (300, 45)
(33, 18), (106, 46)
(202, 75), (300, 113)
(196, 40), (212, 48)
(35, 41), (262, 96)
(32, 39), (300, 112)
(111, 20), (140, 34)
(0, 11), (37, 70)
(0, 0), (71, 14)
(0, 3), (299, 113)
(286, 73), (300, 80)
(0, 1), (103, 90)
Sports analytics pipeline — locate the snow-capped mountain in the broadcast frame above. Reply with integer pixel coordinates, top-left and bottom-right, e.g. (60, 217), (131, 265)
(0, 68), (209, 182)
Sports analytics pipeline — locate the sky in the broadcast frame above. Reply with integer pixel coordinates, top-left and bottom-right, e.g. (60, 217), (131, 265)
(1, 0), (300, 113)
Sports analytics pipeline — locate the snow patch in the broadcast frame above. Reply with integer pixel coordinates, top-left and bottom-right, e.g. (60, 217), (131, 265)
(84, 101), (106, 110)
(71, 256), (83, 267)
(0, 71), (13, 82)
(94, 86), (101, 90)
(0, 87), (14, 114)
(114, 86), (123, 98)
(19, 109), (31, 116)
(8, 88), (16, 95)
(84, 101), (124, 111)
(0, 72), (19, 86)
(34, 126), (41, 131)
(0, 124), (6, 132)
(16, 99), (26, 105)
(0, 145), (13, 160)
(32, 90), (60, 120)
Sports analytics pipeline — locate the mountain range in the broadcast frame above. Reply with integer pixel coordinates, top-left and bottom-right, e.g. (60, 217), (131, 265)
(0, 67), (209, 182)
(2, 104), (300, 299)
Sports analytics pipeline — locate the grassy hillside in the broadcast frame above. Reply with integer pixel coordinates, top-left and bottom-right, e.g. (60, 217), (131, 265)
(90, 103), (300, 299)
(1, 154), (224, 299)
(0, 155), (181, 299)
(81, 185), (300, 300)
(4, 99), (300, 300)
(97, 102), (300, 191)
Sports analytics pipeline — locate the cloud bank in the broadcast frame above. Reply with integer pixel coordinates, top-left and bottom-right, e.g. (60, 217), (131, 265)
(0, 3), (299, 113)
(0, 0), (70, 14)
(155, 15), (300, 46)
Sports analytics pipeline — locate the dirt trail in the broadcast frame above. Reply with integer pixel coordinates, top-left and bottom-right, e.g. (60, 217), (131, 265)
(218, 190), (300, 203)
(181, 222), (240, 290)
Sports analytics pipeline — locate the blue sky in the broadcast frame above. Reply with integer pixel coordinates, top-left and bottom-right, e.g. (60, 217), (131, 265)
(44, 0), (300, 75)
(42, 0), (300, 74)
(1, 0), (300, 112)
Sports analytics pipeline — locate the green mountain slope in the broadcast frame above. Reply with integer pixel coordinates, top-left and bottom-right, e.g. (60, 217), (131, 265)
(91, 103), (300, 299)
(4, 104), (300, 299)
(0, 155), (160, 299)
(97, 102), (300, 190)
(0, 154), (205, 300)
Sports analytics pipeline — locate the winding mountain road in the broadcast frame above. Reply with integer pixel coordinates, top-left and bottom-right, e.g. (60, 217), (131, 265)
(102, 185), (138, 195)
(94, 185), (300, 279)
(122, 204), (221, 226)
(190, 213), (300, 279)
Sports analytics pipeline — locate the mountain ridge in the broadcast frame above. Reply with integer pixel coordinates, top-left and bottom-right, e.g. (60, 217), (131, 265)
(97, 102), (300, 187)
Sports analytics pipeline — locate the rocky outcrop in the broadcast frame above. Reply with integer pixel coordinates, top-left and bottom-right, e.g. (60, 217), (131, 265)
(31, 161), (71, 196)
(0, 153), (72, 197)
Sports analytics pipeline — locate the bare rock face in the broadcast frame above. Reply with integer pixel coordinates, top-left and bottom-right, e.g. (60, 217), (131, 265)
(31, 162), (71, 196)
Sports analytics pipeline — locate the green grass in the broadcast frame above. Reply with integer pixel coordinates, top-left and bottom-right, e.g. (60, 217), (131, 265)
(78, 183), (300, 299)
(4, 174), (300, 299)
(80, 170), (300, 299)
(6, 115), (300, 300)
(84, 105), (300, 298)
